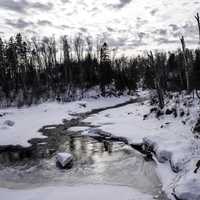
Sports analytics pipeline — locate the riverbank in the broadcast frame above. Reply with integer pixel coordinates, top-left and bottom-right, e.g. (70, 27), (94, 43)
(82, 92), (200, 200)
(0, 91), (199, 199)
(0, 95), (133, 147)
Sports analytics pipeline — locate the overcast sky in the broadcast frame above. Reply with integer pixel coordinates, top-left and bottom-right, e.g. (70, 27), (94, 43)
(0, 0), (200, 55)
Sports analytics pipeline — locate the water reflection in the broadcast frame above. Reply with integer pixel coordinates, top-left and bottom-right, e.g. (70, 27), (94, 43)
(0, 136), (160, 195)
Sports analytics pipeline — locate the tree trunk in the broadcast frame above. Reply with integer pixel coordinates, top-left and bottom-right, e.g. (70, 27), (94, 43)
(180, 36), (190, 92)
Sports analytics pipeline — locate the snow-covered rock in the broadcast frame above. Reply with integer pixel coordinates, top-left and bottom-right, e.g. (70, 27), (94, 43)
(56, 152), (73, 168)
(174, 158), (200, 200)
(3, 120), (15, 127)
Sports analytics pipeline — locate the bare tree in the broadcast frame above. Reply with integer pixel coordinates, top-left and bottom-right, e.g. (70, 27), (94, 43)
(148, 51), (164, 109)
(195, 13), (200, 43)
(61, 35), (72, 84)
(180, 36), (190, 92)
(74, 34), (84, 62)
(85, 36), (93, 58)
(195, 13), (200, 98)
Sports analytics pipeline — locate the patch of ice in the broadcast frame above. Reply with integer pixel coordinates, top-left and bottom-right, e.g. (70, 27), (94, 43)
(0, 185), (154, 200)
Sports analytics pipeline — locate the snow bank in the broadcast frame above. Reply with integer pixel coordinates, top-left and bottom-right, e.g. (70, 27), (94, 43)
(84, 93), (200, 199)
(174, 158), (200, 200)
(0, 185), (154, 200)
(0, 96), (131, 146)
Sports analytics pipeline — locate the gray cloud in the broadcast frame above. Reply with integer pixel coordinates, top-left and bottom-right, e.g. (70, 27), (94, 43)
(0, 0), (53, 14)
(6, 19), (34, 29)
(182, 22), (196, 35)
(127, 39), (147, 48)
(107, 27), (115, 32)
(150, 8), (159, 16)
(37, 20), (52, 26)
(169, 24), (179, 31)
(30, 2), (53, 11)
(79, 27), (87, 33)
(106, 0), (132, 9)
(61, 0), (70, 3)
(152, 28), (167, 36)
(136, 17), (148, 29)
(155, 37), (177, 45)
(138, 32), (147, 40)
(109, 37), (128, 47)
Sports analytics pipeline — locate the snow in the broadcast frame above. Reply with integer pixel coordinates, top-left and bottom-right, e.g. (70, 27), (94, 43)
(68, 126), (90, 132)
(83, 94), (200, 199)
(0, 96), (131, 146)
(1, 91), (200, 199)
(0, 184), (154, 200)
(56, 152), (73, 168)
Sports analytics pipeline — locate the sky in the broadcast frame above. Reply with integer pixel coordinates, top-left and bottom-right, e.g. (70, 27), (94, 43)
(0, 0), (200, 55)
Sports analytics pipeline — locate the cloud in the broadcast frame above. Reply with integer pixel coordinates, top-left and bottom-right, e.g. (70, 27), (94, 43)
(6, 19), (34, 29)
(150, 8), (159, 16)
(182, 22), (197, 36)
(138, 32), (147, 40)
(136, 17), (148, 29)
(106, 0), (132, 9)
(155, 37), (177, 45)
(37, 20), (52, 26)
(0, 0), (53, 14)
(30, 2), (53, 11)
(107, 27), (115, 32)
(169, 24), (179, 31)
(79, 27), (87, 33)
(152, 28), (167, 36)
(60, 0), (70, 3)
(127, 39), (147, 48)
(109, 37), (128, 47)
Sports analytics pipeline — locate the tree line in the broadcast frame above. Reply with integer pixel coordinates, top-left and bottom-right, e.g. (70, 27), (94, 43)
(0, 13), (200, 107)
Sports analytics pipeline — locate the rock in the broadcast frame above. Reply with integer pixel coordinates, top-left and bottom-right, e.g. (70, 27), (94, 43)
(193, 118), (200, 133)
(3, 120), (15, 127)
(174, 158), (200, 200)
(143, 114), (148, 120)
(156, 110), (164, 119)
(156, 149), (172, 163)
(194, 160), (200, 173)
(150, 107), (158, 113)
(79, 103), (86, 108)
(56, 152), (73, 169)
(56, 96), (61, 102)
(182, 121), (186, 125)
(172, 108), (177, 118)
(179, 108), (185, 117)
(103, 140), (113, 153)
(165, 109), (173, 115)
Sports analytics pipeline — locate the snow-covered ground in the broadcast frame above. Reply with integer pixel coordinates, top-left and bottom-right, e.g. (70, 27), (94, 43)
(1, 91), (200, 199)
(0, 184), (154, 200)
(82, 94), (200, 199)
(0, 96), (131, 146)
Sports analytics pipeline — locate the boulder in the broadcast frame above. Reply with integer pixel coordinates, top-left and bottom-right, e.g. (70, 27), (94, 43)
(3, 120), (15, 127)
(179, 108), (185, 117)
(165, 109), (173, 115)
(193, 118), (200, 133)
(56, 152), (73, 169)
(156, 109), (164, 119)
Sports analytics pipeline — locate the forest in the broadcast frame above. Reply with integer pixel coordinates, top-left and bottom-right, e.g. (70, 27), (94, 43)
(0, 13), (200, 108)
